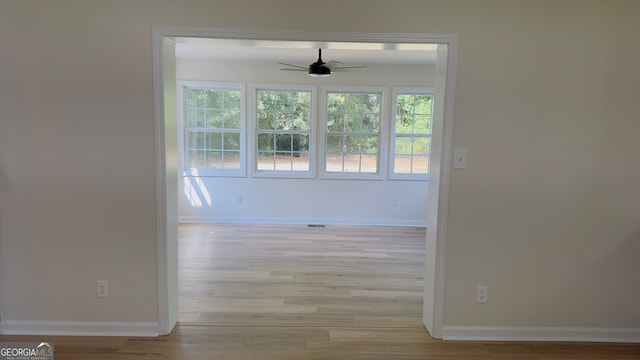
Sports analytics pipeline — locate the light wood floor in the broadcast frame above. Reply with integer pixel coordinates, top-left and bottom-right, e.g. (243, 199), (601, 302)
(2, 224), (639, 359)
(179, 223), (426, 327)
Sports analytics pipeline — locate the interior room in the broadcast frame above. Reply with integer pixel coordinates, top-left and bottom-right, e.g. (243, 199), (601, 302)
(172, 38), (440, 325)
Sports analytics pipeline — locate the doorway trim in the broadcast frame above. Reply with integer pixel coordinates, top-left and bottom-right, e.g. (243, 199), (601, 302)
(152, 27), (458, 338)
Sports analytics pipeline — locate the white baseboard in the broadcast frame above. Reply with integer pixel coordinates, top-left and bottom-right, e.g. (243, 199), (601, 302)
(178, 216), (427, 228)
(442, 325), (640, 343)
(0, 320), (159, 337)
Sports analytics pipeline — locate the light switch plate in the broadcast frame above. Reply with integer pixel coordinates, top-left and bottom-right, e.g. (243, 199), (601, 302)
(454, 148), (468, 169)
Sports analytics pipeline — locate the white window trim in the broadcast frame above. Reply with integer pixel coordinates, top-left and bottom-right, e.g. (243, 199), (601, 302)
(248, 83), (317, 179)
(177, 80), (247, 178)
(319, 85), (388, 180)
(389, 87), (434, 181)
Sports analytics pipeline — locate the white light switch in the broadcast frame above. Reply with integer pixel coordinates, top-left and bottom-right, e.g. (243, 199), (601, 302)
(453, 148), (468, 169)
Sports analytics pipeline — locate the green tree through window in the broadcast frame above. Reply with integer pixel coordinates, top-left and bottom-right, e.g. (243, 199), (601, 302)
(184, 86), (242, 171)
(325, 91), (381, 174)
(392, 91), (433, 176)
(256, 89), (312, 172)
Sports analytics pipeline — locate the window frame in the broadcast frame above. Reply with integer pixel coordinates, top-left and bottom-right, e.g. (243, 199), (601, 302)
(389, 87), (434, 181)
(319, 86), (388, 180)
(249, 83), (317, 179)
(177, 81), (247, 178)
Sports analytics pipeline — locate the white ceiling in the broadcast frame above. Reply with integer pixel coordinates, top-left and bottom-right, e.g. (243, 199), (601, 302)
(175, 37), (438, 65)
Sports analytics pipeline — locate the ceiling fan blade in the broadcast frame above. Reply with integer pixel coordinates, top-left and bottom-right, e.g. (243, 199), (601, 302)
(325, 60), (343, 69)
(278, 62), (307, 70)
(331, 66), (366, 72)
(280, 68), (308, 71)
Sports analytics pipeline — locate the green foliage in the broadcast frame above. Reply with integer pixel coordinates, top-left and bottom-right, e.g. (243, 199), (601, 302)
(184, 87), (242, 169)
(326, 92), (381, 154)
(257, 90), (311, 154)
(395, 94), (433, 156)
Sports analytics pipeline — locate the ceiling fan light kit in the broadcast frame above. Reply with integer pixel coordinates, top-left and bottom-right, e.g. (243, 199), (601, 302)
(280, 48), (365, 77)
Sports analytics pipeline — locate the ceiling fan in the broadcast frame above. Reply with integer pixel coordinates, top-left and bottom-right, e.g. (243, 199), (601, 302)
(279, 48), (366, 77)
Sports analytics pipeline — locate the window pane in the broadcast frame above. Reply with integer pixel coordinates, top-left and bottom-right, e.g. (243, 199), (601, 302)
(345, 93), (362, 110)
(292, 152), (309, 171)
(397, 94), (414, 114)
(414, 95), (433, 114)
(186, 150), (204, 168)
(276, 134), (292, 151)
(206, 89), (222, 109)
(396, 114), (414, 134)
(292, 134), (309, 152)
(276, 91), (293, 110)
(205, 151), (222, 169)
(359, 154), (378, 173)
(224, 90), (241, 109)
(257, 133), (275, 152)
(258, 111), (276, 130)
(186, 88), (206, 108)
(257, 152), (275, 170)
(363, 93), (381, 113)
(292, 115), (310, 131)
(360, 136), (379, 155)
(206, 110), (223, 128)
(414, 137), (431, 156)
(414, 114), (431, 135)
(342, 153), (361, 173)
(394, 155), (412, 174)
(412, 156), (429, 174)
(223, 151), (241, 169)
(275, 152), (292, 171)
(223, 132), (240, 150)
(326, 153), (344, 172)
(327, 93), (381, 137)
(186, 109), (204, 128)
(395, 137), (413, 155)
(327, 113), (345, 132)
(206, 132), (222, 150)
(275, 111), (291, 130)
(224, 110), (241, 129)
(328, 93), (346, 113)
(326, 135), (346, 154)
(361, 113), (379, 132)
(186, 132), (204, 149)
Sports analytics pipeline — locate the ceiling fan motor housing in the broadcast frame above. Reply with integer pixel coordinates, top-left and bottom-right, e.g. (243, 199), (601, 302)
(309, 62), (331, 77)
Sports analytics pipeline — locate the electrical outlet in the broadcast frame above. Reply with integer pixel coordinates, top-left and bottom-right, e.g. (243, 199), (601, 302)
(97, 280), (109, 298)
(476, 286), (488, 304)
(236, 195), (242, 204)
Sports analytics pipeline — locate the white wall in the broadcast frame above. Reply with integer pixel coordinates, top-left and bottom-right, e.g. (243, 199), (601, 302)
(0, 0), (638, 340)
(177, 59), (434, 226)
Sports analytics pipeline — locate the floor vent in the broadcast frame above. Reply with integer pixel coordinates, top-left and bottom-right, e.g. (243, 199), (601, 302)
(308, 224), (326, 228)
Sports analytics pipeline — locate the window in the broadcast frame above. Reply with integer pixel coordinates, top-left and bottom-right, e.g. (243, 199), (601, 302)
(179, 82), (245, 176)
(391, 88), (433, 179)
(322, 87), (386, 178)
(252, 85), (315, 177)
